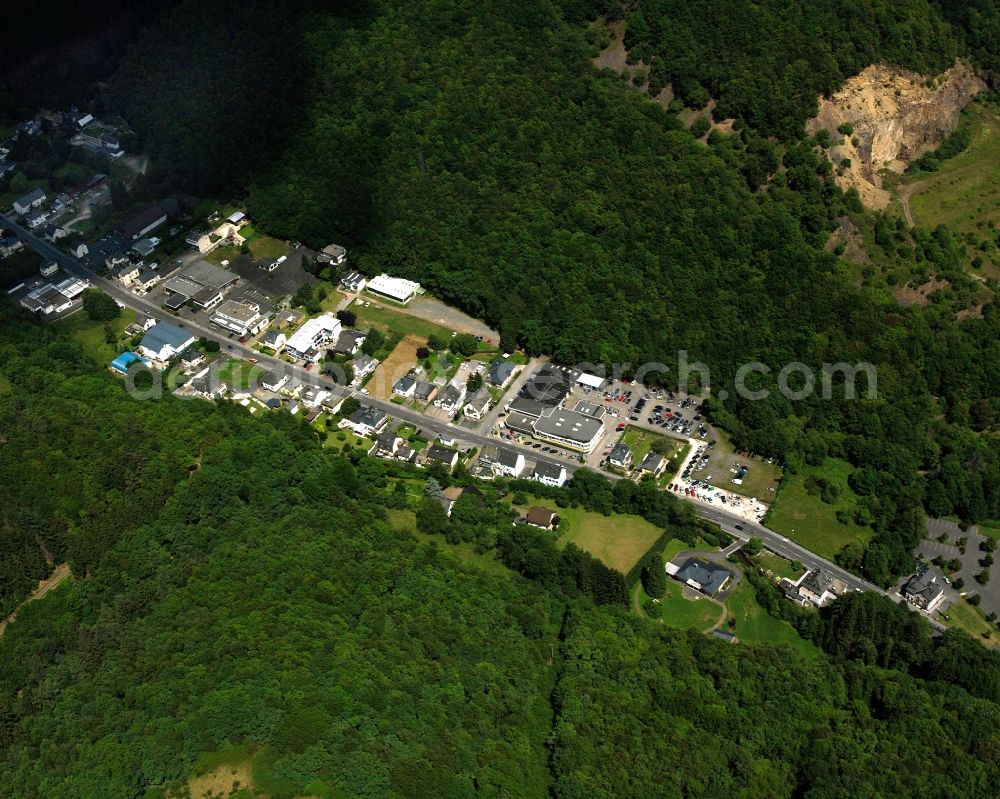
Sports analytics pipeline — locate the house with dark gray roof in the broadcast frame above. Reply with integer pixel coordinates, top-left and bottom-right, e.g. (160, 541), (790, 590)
(608, 443), (633, 469)
(488, 359), (516, 386)
(669, 558), (732, 596)
(339, 405), (388, 437)
(425, 444), (459, 470)
(903, 567), (947, 612)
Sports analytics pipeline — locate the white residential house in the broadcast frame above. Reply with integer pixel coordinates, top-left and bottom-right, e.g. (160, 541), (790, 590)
(340, 270), (367, 292)
(339, 406), (388, 437)
(13, 188), (46, 215)
(493, 448), (525, 478)
(433, 383), (466, 415)
(393, 375), (417, 399)
(24, 208), (48, 229)
(903, 567), (947, 613)
(352, 353), (378, 385)
(261, 370), (289, 392)
(463, 390), (492, 420)
(261, 330), (286, 352)
(319, 243), (347, 266)
(608, 443), (633, 469)
(39, 259), (59, 277)
(425, 444), (459, 471)
(532, 461), (567, 488)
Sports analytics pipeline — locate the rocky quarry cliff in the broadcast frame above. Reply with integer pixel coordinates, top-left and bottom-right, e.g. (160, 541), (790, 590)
(807, 61), (985, 209)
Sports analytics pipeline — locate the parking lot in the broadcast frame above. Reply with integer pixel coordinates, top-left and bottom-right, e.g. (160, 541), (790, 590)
(917, 519), (998, 618)
(224, 248), (317, 298)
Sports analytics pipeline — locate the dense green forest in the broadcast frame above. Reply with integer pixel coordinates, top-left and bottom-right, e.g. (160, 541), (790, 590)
(97, 0), (1000, 583)
(2, 303), (1000, 797)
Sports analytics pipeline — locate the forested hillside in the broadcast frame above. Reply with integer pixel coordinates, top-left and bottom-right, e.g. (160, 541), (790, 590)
(97, 0), (1000, 584)
(2, 303), (1000, 797)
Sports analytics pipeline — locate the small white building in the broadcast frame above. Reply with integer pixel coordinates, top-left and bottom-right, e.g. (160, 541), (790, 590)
(366, 274), (420, 305)
(463, 390), (492, 420)
(339, 406), (388, 437)
(393, 375), (417, 399)
(493, 448), (526, 478)
(433, 383), (466, 414)
(13, 188), (46, 215)
(532, 461), (567, 488)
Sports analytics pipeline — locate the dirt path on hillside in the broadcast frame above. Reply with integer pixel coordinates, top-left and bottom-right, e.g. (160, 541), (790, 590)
(897, 180), (926, 228)
(0, 564), (71, 638)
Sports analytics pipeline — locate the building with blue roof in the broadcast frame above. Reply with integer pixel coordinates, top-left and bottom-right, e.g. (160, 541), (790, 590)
(110, 351), (150, 374)
(138, 321), (197, 363)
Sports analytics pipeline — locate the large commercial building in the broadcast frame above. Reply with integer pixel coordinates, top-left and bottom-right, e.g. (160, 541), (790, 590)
(285, 313), (342, 362)
(210, 299), (266, 337)
(138, 321), (197, 363)
(531, 407), (603, 453)
(19, 274), (89, 314)
(366, 274), (420, 304)
(161, 260), (239, 311)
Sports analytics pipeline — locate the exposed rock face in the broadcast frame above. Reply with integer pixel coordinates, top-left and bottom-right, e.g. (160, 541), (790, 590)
(808, 62), (985, 209)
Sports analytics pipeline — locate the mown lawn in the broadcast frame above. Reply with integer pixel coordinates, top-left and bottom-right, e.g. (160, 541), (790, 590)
(939, 598), (998, 649)
(766, 457), (874, 560)
(655, 581), (722, 631)
(620, 425), (677, 465)
(756, 552), (805, 581)
(725, 582), (820, 656)
(216, 359), (264, 390)
(520, 496), (663, 574)
(54, 308), (137, 365)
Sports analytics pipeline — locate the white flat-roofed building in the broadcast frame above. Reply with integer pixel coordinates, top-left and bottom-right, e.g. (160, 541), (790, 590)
(366, 273), (420, 305)
(285, 313), (342, 362)
(532, 407), (604, 453)
(210, 300), (265, 337)
(576, 372), (605, 389)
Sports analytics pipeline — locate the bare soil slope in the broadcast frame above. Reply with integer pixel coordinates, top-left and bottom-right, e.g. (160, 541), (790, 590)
(808, 62), (985, 209)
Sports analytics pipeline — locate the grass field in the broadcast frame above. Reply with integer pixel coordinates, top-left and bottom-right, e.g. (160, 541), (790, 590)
(903, 101), (1000, 278)
(939, 598), (998, 649)
(698, 430), (782, 499)
(724, 582), (819, 656)
(522, 497), (663, 574)
(239, 225), (290, 260)
(54, 308), (137, 365)
(368, 334), (422, 399)
(654, 582), (722, 631)
(620, 425), (678, 465)
(216, 359), (264, 391)
(353, 302), (456, 343)
(766, 457), (874, 560)
(756, 552), (805, 581)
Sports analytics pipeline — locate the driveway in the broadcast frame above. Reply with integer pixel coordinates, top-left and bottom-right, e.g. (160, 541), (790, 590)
(917, 519), (998, 618)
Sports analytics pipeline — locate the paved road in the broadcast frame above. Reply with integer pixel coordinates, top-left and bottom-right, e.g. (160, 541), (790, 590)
(4, 214), (949, 633)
